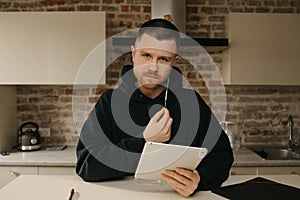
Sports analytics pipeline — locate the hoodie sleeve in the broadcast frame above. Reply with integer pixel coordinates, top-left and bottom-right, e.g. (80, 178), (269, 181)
(194, 94), (234, 191)
(196, 129), (234, 191)
(76, 91), (146, 182)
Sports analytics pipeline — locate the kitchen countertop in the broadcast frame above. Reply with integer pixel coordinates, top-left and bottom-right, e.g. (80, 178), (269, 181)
(1, 145), (300, 167)
(1, 174), (300, 199)
(0, 145), (76, 167)
(233, 147), (300, 167)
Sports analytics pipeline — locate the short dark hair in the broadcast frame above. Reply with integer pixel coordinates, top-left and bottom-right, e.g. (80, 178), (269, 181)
(135, 18), (181, 52)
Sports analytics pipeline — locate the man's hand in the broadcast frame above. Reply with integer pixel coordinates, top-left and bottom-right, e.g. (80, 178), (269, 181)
(143, 108), (173, 143)
(161, 168), (200, 197)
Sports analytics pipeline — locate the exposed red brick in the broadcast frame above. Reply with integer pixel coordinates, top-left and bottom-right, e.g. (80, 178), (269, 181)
(101, 5), (118, 11)
(207, 80), (223, 87)
(89, 97), (98, 103)
(77, 5), (100, 11)
(187, 15), (202, 21)
(144, 14), (151, 20)
(118, 14), (135, 19)
(187, 6), (198, 14)
(103, 0), (113, 4)
(65, 88), (73, 95)
(143, 5), (151, 13)
(201, 95), (210, 103)
(107, 13), (116, 19)
(134, 21), (144, 28)
(40, 0), (67, 6)
(121, 5), (129, 12)
(187, 71), (197, 79)
(58, 6), (76, 11)
(130, 5), (141, 12)
(127, 21), (133, 28)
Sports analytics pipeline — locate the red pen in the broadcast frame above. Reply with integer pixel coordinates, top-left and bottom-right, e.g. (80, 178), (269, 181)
(68, 188), (74, 200)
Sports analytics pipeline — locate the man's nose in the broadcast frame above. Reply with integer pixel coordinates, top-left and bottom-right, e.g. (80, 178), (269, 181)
(148, 60), (159, 72)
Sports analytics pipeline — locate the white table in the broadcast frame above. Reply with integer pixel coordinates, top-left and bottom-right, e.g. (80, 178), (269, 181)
(0, 175), (300, 200)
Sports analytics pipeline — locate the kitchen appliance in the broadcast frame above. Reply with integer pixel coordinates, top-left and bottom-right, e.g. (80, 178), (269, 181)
(221, 121), (240, 151)
(18, 122), (41, 151)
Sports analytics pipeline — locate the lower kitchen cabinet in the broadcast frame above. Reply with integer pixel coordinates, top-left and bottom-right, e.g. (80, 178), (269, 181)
(0, 166), (75, 188)
(257, 167), (300, 175)
(38, 166), (75, 175)
(230, 167), (258, 175)
(0, 166), (37, 188)
(231, 166), (300, 176)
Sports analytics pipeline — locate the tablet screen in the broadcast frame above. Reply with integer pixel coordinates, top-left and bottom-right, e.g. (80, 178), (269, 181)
(134, 142), (207, 181)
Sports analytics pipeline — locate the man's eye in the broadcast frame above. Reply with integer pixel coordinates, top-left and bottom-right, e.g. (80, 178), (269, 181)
(143, 54), (151, 58)
(159, 58), (169, 62)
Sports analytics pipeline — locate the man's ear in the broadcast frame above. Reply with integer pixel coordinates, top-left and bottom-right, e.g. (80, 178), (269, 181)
(173, 55), (180, 65)
(131, 46), (135, 63)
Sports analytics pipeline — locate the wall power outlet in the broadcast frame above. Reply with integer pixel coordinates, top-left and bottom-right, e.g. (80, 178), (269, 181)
(39, 128), (51, 137)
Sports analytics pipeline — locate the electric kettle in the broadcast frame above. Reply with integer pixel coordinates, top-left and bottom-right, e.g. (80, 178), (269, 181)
(18, 122), (41, 151)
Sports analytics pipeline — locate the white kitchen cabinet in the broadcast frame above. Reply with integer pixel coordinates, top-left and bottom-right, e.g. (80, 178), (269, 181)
(257, 167), (300, 175)
(230, 167), (258, 175)
(222, 13), (300, 85)
(38, 166), (75, 175)
(0, 12), (106, 85)
(0, 166), (76, 188)
(0, 166), (37, 188)
(231, 166), (300, 176)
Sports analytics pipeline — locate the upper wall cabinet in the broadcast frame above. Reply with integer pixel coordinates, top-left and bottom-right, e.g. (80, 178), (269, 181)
(222, 13), (300, 85)
(0, 12), (106, 85)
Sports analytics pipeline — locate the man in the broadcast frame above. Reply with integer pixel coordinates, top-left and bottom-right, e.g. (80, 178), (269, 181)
(76, 18), (233, 197)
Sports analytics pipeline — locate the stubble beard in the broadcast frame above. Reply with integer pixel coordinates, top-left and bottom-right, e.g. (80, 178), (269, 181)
(140, 79), (160, 90)
(138, 75), (165, 91)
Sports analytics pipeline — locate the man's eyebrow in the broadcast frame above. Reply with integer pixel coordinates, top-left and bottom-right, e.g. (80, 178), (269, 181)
(138, 50), (174, 60)
(139, 50), (150, 54)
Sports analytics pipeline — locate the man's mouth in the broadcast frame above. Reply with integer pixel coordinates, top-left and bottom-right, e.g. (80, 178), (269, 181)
(144, 73), (160, 80)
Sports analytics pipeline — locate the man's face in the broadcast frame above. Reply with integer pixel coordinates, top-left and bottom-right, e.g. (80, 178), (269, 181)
(132, 33), (179, 91)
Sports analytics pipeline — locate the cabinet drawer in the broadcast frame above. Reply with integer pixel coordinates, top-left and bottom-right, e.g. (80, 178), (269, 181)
(0, 166), (37, 188)
(38, 167), (75, 175)
(230, 167), (257, 175)
(257, 167), (300, 175)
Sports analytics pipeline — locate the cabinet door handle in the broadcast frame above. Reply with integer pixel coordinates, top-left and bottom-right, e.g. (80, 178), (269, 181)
(9, 170), (20, 177)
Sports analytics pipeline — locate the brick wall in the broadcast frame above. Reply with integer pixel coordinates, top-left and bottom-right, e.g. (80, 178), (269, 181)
(17, 85), (112, 145)
(226, 85), (300, 147)
(16, 85), (300, 146)
(1, 0), (299, 146)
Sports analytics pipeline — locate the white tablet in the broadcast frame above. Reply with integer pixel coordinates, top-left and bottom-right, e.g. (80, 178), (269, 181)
(134, 142), (207, 181)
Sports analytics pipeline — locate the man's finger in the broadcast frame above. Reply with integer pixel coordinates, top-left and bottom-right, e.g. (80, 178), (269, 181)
(175, 168), (195, 179)
(152, 108), (165, 122)
(162, 170), (190, 185)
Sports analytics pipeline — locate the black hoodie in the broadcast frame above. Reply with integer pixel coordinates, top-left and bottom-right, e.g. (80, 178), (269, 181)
(76, 65), (234, 191)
